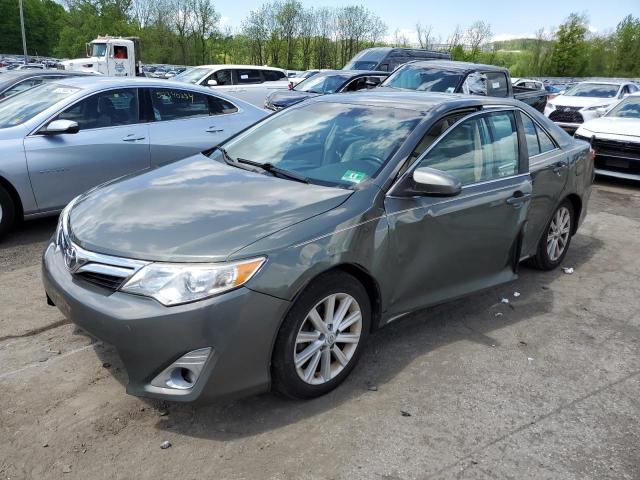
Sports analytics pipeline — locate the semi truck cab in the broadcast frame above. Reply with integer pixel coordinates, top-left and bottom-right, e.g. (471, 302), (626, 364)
(59, 37), (137, 77)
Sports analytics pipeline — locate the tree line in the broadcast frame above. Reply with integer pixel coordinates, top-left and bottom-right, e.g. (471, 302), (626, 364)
(0, 0), (639, 78)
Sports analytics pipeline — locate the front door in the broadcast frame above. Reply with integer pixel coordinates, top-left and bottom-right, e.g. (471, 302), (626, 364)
(24, 88), (150, 211)
(384, 110), (532, 318)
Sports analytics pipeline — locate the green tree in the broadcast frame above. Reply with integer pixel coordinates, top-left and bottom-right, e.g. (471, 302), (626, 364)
(548, 13), (589, 76)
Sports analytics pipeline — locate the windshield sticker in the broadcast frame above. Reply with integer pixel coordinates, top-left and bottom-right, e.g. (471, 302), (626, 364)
(492, 81), (500, 88)
(341, 170), (366, 183)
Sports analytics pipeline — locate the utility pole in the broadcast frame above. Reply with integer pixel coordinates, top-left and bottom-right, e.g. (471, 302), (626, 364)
(19, 0), (28, 63)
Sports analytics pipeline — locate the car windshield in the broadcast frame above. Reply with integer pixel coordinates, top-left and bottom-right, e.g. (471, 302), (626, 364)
(91, 43), (107, 57)
(172, 67), (210, 84)
(216, 102), (422, 188)
(382, 65), (463, 93)
(564, 83), (620, 98)
(295, 74), (351, 94)
(606, 96), (640, 118)
(0, 83), (80, 128)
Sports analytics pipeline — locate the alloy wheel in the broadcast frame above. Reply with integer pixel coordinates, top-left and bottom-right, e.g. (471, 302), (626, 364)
(294, 293), (362, 385)
(547, 206), (571, 262)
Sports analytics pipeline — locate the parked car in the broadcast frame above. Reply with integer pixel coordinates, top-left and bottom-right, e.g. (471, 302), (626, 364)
(163, 67), (187, 79)
(512, 78), (545, 91)
(0, 70), (95, 101)
(380, 61), (548, 112)
(545, 80), (640, 132)
(172, 65), (289, 107)
(42, 91), (592, 402)
(343, 47), (450, 72)
(0, 77), (266, 238)
(264, 70), (389, 111)
(574, 93), (640, 181)
(13, 63), (45, 70)
(287, 69), (330, 87)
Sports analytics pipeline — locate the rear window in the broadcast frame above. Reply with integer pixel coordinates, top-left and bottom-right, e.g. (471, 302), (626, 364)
(236, 69), (263, 84)
(383, 65), (462, 93)
(263, 70), (286, 81)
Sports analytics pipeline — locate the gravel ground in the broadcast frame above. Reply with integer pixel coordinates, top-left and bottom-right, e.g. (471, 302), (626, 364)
(0, 179), (638, 480)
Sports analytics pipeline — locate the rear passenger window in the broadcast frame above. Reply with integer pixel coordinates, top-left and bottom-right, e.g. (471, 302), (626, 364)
(236, 69), (263, 84)
(417, 111), (518, 185)
(263, 70), (286, 81)
(486, 72), (509, 97)
(208, 95), (238, 115)
(519, 112), (557, 156)
(150, 88), (210, 121)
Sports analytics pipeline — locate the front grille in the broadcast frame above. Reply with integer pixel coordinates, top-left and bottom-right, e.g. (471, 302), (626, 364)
(549, 106), (583, 124)
(75, 271), (127, 291)
(592, 138), (640, 175)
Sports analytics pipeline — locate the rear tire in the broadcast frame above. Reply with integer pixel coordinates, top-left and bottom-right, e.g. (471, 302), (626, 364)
(0, 187), (16, 240)
(272, 271), (371, 399)
(529, 199), (574, 271)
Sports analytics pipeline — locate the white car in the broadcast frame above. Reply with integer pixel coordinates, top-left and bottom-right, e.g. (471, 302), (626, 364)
(512, 78), (544, 90)
(574, 93), (640, 181)
(172, 65), (290, 107)
(545, 81), (639, 131)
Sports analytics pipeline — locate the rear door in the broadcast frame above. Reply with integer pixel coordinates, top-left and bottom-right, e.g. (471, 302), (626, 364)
(146, 87), (242, 167)
(24, 88), (149, 211)
(518, 111), (568, 257)
(384, 109), (532, 317)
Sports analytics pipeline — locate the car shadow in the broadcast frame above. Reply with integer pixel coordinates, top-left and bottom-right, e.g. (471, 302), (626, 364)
(86, 232), (603, 441)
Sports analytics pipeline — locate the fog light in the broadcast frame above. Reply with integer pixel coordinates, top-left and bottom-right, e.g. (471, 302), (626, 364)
(151, 348), (212, 390)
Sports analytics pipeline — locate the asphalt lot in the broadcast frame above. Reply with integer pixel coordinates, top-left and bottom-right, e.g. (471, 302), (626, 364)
(0, 179), (639, 480)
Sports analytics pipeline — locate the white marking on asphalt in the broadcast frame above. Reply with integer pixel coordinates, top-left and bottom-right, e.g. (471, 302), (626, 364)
(0, 342), (102, 380)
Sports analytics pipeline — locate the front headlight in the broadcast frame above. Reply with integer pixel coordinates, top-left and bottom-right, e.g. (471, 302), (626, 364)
(120, 257), (266, 306)
(546, 103), (556, 111)
(55, 195), (81, 247)
(583, 104), (607, 111)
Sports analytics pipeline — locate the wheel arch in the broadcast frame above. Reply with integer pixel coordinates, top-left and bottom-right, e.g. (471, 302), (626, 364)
(564, 193), (582, 235)
(0, 174), (24, 222)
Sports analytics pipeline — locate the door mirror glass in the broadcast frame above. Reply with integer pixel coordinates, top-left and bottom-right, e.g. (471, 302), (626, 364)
(42, 119), (79, 135)
(207, 79), (218, 86)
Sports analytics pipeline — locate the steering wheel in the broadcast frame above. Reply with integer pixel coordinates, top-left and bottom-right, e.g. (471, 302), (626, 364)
(356, 154), (384, 169)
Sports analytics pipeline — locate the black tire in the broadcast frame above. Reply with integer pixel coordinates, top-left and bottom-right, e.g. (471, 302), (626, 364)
(272, 271), (371, 399)
(0, 187), (16, 240)
(528, 199), (574, 271)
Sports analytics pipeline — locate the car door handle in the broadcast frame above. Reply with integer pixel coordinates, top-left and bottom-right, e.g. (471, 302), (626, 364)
(206, 127), (224, 133)
(506, 191), (531, 206)
(122, 135), (145, 141)
(552, 162), (567, 174)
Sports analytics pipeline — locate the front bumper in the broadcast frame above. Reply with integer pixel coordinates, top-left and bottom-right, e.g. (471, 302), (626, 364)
(42, 242), (291, 402)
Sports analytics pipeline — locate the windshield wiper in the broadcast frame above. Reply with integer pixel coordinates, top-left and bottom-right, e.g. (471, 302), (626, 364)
(236, 157), (309, 184)
(210, 145), (257, 173)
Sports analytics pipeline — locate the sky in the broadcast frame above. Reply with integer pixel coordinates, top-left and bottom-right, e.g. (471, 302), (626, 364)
(216, 0), (640, 44)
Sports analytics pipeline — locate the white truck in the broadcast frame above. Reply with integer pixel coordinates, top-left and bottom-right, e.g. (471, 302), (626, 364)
(59, 37), (140, 77)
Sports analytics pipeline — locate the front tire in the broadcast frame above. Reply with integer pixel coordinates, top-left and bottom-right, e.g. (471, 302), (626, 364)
(529, 199), (574, 271)
(0, 187), (16, 240)
(272, 271), (371, 399)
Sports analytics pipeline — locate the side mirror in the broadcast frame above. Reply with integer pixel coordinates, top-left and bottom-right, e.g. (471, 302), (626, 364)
(390, 167), (462, 197)
(42, 119), (79, 135)
(207, 79), (218, 86)
(596, 107), (608, 116)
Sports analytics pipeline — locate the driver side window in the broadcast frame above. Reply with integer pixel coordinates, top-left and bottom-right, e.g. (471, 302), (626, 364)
(416, 111), (519, 185)
(57, 89), (139, 130)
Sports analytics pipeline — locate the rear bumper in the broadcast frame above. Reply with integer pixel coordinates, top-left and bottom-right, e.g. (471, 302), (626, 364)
(42, 242), (291, 402)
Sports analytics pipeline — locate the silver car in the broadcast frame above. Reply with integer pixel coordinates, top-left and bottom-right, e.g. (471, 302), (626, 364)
(0, 77), (267, 238)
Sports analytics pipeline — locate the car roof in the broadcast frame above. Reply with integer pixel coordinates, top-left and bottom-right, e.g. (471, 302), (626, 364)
(310, 70), (389, 78)
(0, 70), (95, 88)
(190, 64), (286, 72)
(308, 90), (520, 112)
(575, 80), (628, 86)
(403, 60), (509, 73)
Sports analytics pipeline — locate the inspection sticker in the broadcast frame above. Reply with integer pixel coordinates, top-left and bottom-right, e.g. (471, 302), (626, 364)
(341, 170), (366, 183)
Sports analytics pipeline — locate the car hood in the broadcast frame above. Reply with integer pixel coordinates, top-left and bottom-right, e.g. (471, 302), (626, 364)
(580, 117), (640, 138)
(69, 155), (352, 262)
(550, 95), (618, 109)
(268, 90), (319, 107)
